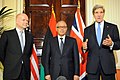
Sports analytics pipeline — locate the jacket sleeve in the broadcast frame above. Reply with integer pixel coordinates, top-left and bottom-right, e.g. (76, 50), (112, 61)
(73, 39), (80, 76)
(0, 32), (8, 64)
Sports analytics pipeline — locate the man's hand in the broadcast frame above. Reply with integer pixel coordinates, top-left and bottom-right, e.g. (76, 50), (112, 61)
(82, 39), (88, 50)
(102, 35), (113, 46)
(45, 75), (51, 80)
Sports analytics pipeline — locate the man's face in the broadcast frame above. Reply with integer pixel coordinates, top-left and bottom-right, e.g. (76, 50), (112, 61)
(93, 8), (105, 23)
(56, 22), (67, 36)
(16, 14), (28, 29)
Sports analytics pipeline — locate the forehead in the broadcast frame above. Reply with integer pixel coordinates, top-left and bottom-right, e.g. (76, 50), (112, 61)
(57, 21), (67, 26)
(17, 14), (28, 20)
(94, 8), (104, 12)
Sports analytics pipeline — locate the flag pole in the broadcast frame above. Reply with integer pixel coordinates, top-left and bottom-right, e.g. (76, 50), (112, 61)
(51, 4), (55, 19)
(49, 4), (57, 37)
(78, 0), (80, 9)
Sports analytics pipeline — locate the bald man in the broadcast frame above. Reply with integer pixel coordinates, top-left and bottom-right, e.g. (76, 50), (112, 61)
(0, 13), (33, 80)
(42, 21), (80, 80)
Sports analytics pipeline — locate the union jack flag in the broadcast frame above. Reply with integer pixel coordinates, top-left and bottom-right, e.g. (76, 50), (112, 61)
(70, 7), (88, 80)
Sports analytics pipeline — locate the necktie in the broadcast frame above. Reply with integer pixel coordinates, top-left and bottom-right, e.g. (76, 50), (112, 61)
(97, 23), (101, 46)
(60, 38), (63, 53)
(20, 31), (24, 52)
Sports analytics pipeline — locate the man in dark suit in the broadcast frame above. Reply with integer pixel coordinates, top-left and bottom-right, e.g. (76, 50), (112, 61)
(82, 5), (120, 80)
(42, 21), (80, 80)
(0, 13), (33, 80)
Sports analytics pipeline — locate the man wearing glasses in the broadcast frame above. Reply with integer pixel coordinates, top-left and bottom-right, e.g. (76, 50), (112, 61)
(42, 21), (80, 80)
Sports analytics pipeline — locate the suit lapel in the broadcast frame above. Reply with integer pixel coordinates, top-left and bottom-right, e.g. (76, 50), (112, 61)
(62, 36), (68, 55)
(54, 36), (70, 55)
(102, 21), (109, 43)
(92, 23), (99, 46)
(23, 30), (31, 54)
(14, 29), (23, 54)
(54, 37), (61, 55)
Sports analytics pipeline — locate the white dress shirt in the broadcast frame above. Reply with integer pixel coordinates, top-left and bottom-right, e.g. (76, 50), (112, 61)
(16, 28), (25, 50)
(58, 35), (65, 47)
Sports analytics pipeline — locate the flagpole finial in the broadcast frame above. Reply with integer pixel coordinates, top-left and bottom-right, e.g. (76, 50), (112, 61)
(78, 0), (80, 9)
(52, 4), (54, 10)
(51, 4), (55, 14)
(51, 4), (55, 13)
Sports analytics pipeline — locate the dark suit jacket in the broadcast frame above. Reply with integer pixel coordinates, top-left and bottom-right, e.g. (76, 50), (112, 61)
(83, 21), (120, 74)
(0, 29), (33, 79)
(42, 36), (79, 80)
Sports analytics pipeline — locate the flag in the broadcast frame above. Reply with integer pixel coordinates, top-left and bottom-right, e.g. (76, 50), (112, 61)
(40, 64), (45, 80)
(70, 7), (88, 80)
(40, 6), (57, 80)
(30, 44), (39, 80)
(48, 7), (57, 37)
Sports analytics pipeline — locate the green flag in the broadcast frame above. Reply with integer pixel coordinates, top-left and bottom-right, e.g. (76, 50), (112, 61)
(40, 64), (45, 80)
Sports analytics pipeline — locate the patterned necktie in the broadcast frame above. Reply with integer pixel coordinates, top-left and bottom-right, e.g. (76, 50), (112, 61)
(20, 31), (24, 52)
(97, 23), (101, 46)
(60, 38), (63, 53)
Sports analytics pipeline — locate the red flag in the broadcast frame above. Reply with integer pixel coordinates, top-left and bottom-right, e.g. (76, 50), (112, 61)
(70, 8), (88, 80)
(30, 44), (39, 80)
(49, 7), (57, 36)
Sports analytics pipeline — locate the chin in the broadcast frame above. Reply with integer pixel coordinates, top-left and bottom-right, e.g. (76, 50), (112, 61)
(59, 34), (64, 36)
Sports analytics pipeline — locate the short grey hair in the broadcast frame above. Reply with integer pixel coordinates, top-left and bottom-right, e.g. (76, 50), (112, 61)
(92, 4), (105, 15)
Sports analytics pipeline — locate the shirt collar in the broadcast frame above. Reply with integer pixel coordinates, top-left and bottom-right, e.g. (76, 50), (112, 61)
(95, 21), (104, 26)
(58, 35), (66, 43)
(16, 28), (25, 34)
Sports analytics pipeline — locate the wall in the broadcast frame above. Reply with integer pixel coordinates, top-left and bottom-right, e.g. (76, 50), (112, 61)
(0, 0), (24, 29)
(0, 0), (2, 7)
(86, 0), (120, 69)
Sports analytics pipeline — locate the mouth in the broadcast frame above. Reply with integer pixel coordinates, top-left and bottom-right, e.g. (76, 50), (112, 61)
(97, 17), (101, 19)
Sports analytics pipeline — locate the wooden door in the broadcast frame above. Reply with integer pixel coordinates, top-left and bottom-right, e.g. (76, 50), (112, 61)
(25, 0), (85, 56)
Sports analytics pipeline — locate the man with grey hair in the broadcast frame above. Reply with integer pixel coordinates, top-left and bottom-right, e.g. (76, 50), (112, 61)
(42, 20), (79, 80)
(82, 4), (120, 80)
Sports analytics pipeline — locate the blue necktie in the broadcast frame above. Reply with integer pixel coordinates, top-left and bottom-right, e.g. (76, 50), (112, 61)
(97, 23), (101, 46)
